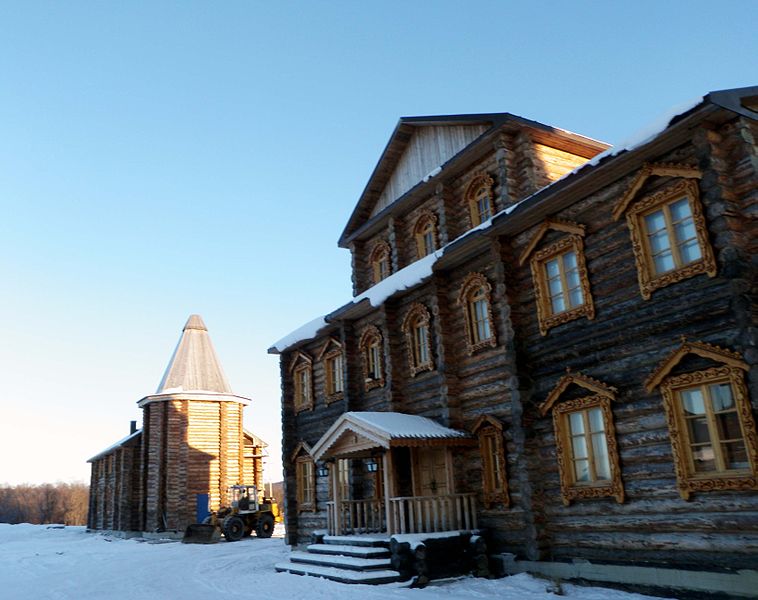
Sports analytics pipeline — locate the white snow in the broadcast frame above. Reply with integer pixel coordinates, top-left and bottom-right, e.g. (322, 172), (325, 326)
(0, 523), (671, 600)
(422, 165), (442, 182)
(354, 251), (440, 307)
(347, 411), (470, 439)
(87, 430), (141, 463)
(272, 315), (328, 353)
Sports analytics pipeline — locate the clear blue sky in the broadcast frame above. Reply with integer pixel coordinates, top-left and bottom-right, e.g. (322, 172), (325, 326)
(1, 1), (755, 485)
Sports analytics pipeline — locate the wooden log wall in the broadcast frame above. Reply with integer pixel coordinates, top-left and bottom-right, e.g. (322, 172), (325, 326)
(87, 436), (140, 532)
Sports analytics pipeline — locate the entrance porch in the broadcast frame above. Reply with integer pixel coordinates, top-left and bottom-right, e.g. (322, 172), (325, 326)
(311, 412), (477, 536)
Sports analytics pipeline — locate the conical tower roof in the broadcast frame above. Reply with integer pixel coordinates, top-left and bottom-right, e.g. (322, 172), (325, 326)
(155, 314), (233, 394)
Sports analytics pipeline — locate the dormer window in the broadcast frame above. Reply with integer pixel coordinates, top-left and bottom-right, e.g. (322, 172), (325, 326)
(465, 173), (494, 227)
(413, 212), (438, 259)
(369, 241), (392, 284)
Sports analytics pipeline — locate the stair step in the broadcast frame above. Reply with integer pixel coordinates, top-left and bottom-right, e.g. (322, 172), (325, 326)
(307, 543), (390, 558)
(290, 551), (391, 571)
(323, 534), (390, 547)
(275, 561), (401, 584)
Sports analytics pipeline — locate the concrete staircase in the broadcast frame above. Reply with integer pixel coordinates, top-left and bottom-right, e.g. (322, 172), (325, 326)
(275, 534), (402, 584)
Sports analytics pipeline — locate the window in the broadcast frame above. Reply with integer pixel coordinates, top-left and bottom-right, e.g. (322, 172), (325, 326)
(359, 325), (384, 390)
(473, 416), (509, 508)
(288, 352), (313, 413)
(413, 212), (438, 259)
(646, 340), (757, 500)
(369, 241), (392, 284)
(337, 458), (350, 500)
(458, 273), (496, 354)
(613, 169), (716, 299)
(401, 303), (433, 376)
(296, 456), (315, 511)
(465, 173), (494, 227)
(318, 338), (344, 403)
(540, 372), (624, 506)
(521, 220), (594, 336)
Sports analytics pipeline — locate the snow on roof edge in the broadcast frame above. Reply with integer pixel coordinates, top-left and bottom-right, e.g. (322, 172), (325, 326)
(270, 95), (707, 354)
(87, 429), (142, 463)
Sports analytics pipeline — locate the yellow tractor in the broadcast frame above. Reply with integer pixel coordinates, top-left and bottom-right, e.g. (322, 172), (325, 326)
(183, 485), (278, 543)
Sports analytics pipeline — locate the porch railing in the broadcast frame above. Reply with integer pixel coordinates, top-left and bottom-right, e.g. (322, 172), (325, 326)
(388, 493), (478, 534)
(326, 499), (385, 535)
(327, 493), (478, 535)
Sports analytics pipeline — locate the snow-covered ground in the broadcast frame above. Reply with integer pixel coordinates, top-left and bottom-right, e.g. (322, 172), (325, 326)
(0, 523), (670, 600)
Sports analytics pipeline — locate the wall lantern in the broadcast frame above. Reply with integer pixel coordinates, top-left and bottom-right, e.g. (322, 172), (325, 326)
(364, 458), (379, 473)
(317, 463), (330, 478)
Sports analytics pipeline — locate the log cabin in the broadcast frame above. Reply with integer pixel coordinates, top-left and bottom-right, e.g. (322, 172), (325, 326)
(87, 314), (267, 535)
(270, 86), (758, 593)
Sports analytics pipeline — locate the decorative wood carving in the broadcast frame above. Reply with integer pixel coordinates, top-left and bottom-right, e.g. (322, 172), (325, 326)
(519, 218), (586, 266)
(358, 324), (385, 391)
(289, 351), (313, 414)
(659, 365), (758, 500)
(621, 178), (717, 300)
(613, 162), (703, 221)
(472, 415), (510, 508)
(458, 272), (497, 354)
(465, 172), (495, 227)
(540, 370), (617, 416)
(530, 234), (595, 336)
(413, 210), (439, 259)
(317, 337), (345, 403)
(401, 302), (434, 377)
(645, 338), (748, 392)
(552, 394), (625, 506)
(369, 241), (392, 284)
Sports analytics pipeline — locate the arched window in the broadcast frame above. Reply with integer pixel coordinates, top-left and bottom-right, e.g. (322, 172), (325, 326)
(317, 338), (344, 403)
(458, 273), (496, 354)
(401, 303), (433, 376)
(359, 325), (384, 390)
(413, 212), (438, 259)
(465, 173), (494, 228)
(645, 340), (757, 500)
(288, 351), (313, 413)
(369, 241), (391, 284)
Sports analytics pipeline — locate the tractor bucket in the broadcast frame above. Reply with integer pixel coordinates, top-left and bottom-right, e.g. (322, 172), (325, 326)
(181, 523), (220, 544)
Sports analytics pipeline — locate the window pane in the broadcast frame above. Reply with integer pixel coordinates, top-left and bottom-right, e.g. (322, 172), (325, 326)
(674, 220), (697, 244)
(588, 408), (605, 433)
(572, 435), (588, 459)
(545, 258), (560, 278)
(687, 417), (711, 444)
(709, 383), (734, 412)
(574, 459), (590, 482)
(679, 239), (702, 264)
(669, 198), (692, 222)
(569, 412), (585, 434)
(592, 432), (611, 480)
(565, 268), (581, 290)
(721, 442), (749, 470)
(691, 445), (716, 472)
(645, 210), (667, 233)
(716, 412), (742, 441)
(648, 229), (672, 254)
(548, 276), (563, 296)
(568, 287), (583, 308)
(653, 251), (675, 274)
(551, 295), (566, 313)
(563, 251), (577, 269)
(681, 388), (705, 415)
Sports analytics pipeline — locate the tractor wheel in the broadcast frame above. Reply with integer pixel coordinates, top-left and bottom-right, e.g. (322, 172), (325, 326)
(256, 513), (275, 538)
(222, 516), (245, 542)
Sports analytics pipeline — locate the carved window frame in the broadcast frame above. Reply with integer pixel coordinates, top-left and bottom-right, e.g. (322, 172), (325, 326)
(317, 338), (344, 404)
(621, 178), (716, 300)
(646, 341), (757, 500)
(369, 241), (392, 285)
(465, 173), (494, 227)
(458, 272), (497, 354)
(292, 442), (316, 512)
(401, 303), (434, 377)
(288, 351), (313, 414)
(540, 372), (624, 506)
(472, 416), (509, 508)
(358, 325), (384, 391)
(530, 234), (594, 336)
(413, 211), (438, 259)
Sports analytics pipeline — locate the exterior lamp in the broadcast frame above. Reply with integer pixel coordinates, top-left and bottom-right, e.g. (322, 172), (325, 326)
(364, 458), (379, 473)
(317, 463), (329, 478)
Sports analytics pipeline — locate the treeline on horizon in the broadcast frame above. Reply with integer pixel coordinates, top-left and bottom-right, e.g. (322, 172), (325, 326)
(0, 482), (89, 525)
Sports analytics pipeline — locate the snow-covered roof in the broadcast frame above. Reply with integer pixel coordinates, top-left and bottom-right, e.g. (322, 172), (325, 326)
(311, 411), (471, 461)
(270, 90), (749, 354)
(87, 429), (142, 463)
(156, 314), (233, 395)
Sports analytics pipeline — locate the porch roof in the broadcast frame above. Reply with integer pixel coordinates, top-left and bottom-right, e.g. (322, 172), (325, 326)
(311, 411), (472, 461)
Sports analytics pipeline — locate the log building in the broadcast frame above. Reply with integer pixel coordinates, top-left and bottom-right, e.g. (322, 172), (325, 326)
(88, 314), (267, 534)
(270, 86), (758, 592)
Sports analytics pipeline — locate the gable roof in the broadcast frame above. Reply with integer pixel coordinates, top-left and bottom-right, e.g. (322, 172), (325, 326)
(156, 314), (233, 394)
(311, 411), (472, 461)
(87, 429), (142, 463)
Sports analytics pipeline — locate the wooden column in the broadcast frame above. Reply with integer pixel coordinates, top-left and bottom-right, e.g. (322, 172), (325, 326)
(331, 461), (341, 535)
(383, 449), (394, 534)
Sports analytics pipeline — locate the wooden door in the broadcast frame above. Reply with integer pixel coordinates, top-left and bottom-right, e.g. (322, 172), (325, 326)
(414, 447), (450, 496)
